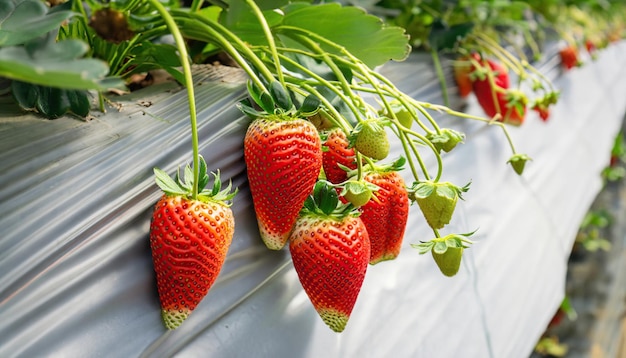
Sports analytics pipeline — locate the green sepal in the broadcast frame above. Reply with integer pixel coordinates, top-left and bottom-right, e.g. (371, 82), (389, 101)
(245, 80), (274, 113)
(303, 180), (357, 218)
(153, 156), (237, 204)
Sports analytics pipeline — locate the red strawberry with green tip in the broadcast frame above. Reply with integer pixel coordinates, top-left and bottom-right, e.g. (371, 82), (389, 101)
(244, 116), (323, 250)
(322, 127), (357, 184)
(289, 181), (370, 332)
(150, 156), (237, 329)
(358, 158), (409, 264)
(410, 180), (470, 230)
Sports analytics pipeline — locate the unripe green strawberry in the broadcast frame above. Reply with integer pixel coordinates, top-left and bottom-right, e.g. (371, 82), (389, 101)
(426, 128), (465, 153)
(150, 158), (237, 329)
(378, 100), (413, 129)
(340, 179), (378, 207)
(432, 246), (464, 277)
(352, 120), (390, 160)
(290, 181), (370, 332)
(410, 181), (470, 230)
(413, 233), (473, 277)
(507, 153), (532, 175)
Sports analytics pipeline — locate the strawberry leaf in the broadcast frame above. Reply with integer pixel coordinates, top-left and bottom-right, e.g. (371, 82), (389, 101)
(11, 80), (90, 118)
(0, 0), (73, 46)
(269, 81), (293, 112)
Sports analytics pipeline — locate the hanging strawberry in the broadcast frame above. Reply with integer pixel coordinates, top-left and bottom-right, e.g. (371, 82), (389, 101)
(289, 181), (370, 332)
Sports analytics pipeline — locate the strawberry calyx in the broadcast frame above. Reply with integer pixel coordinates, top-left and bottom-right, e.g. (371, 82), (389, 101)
(408, 180), (470, 203)
(302, 180), (359, 219)
(154, 155), (237, 205)
(238, 80), (322, 119)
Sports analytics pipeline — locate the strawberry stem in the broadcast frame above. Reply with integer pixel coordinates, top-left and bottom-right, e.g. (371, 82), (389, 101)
(245, 0), (285, 86)
(147, 0), (200, 199)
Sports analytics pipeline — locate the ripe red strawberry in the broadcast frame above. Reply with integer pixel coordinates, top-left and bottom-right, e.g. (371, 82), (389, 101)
(290, 181), (370, 332)
(559, 46), (580, 70)
(358, 159), (409, 264)
(244, 117), (322, 250)
(322, 128), (357, 184)
(410, 180), (470, 230)
(453, 57), (473, 98)
(470, 57), (526, 125)
(532, 103), (550, 121)
(150, 158), (237, 329)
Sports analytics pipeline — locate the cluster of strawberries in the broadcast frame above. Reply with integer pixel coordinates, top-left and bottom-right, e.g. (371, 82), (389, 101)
(146, 79), (476, 332)
(453, 53), (559, 124)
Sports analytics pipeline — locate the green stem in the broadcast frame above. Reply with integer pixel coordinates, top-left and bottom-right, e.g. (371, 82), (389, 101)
(173, 11), (273, 91)
(245, 0), (285, 86)
(430, 48), (450, 108)
(147, 0), (200, 199)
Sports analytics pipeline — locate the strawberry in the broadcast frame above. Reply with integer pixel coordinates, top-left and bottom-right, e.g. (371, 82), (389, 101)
(352, 119), (390, 160)
(559, 46), (580, 70)
(532, 103), (550, 121)
(453, 57), (473, 98)
(358, 158), (409, 264)
(507, 153), (532, 175)
(150, 157), (237, 329)
(413, 233), (473, 277)
(378, 100), (414, 129)
(426, 128), (465, 153)
(244, 116), (323, 250)
(470, 57), (526, 125)
(340, 179), (378, 208)
(290, 181), (370, 332)
(410, 180), (470, 230)
(322, 127), (357, 184)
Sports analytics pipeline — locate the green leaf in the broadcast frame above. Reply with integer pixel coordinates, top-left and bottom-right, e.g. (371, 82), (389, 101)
(297, 94), (320, 115)
(0, 36), (123, 90)
(280, 3), (410, 68)
(269, 81), (293, 111)
(0, 0), (74, 47)
(11, 80), (90, 118)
